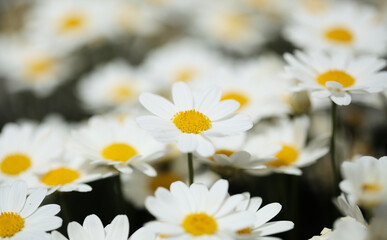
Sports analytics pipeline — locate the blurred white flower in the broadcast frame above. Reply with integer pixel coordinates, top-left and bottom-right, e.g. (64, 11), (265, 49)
(340, 155), (387, 208)
(334, 194), (367, 225)
(0, 180), (62, 239)
(26, 0), (109, 52)
(284, 1), (387, 55)
(0, 38), (71, 97)
(51, 214), (129, 240)
(0, 122), (62, 182)
(328, 217), (368, 240)
(137, 82), (253, 157)
(77, 60), (153, 113)
(71, 115), (166, 176)
(246, 117), (329, 175)
(284, 51), (387, 105)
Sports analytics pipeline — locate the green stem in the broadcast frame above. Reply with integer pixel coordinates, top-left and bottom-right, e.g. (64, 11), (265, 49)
(187, 152), (194, 185)
(330, 101), (340, 195)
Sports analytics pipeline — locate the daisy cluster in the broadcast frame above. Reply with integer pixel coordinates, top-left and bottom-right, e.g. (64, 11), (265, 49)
(0, 0), (386, 239)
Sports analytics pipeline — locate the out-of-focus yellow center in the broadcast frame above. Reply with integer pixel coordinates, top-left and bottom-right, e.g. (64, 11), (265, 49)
(0, 212), (24, 238)
(148, 172), (182, 193)
(221, 91), (249, 110)
(102, 143), (138, 162)
(172, 110), (212, 134)
(362, 183), (381, 193)
(174, 68), (198, 83)
(26, 57), (54, 79)
(266, 144), (299, 167)
(316, 70), (355, 88)
(237, 227), (253, 235)
(59, 13), (86, 33)
(0, 154), (31, 175)
(324, 27), (353, 44)
(182, 213), (218, 236)
(111, 84), (134, 103)
(217, 13), (251, 39)
(41, 167), (81, 186)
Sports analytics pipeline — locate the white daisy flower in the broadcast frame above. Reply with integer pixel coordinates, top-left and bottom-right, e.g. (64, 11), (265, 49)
(245, 117), (329, 176)
(334, 194), (367, 225)
(141, 39), (224, 90)
(340, 155), (387, 208)
(192, 0), (269, 54)
(284, 51), (387, 106)
(234, 193), (294, 239)
(71, 116), (166, 176)
(130, 227), (157, 240)
(328, 217), (368, 240)
(121, 168), (219, 208)
(144, 179), (256, 239)
(284, 1), (387, 55)
(26, 0), (109, 52)
(0, 38), (71, 97)
(51, 214), (129, 240)
(136, 82), (253, 157)
(0, 122), (62, 182)
(77, 60), (152, 113)
(196, 134), (270, 174)
(0, 180), (62, 239)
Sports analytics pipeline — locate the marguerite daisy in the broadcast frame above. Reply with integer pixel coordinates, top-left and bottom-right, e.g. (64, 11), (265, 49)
(339, 155), (387, 208)
(0, 180), (62, 239)
(51, 214), (129, 240)
(0, 122), (62, 182)
(234, 193), (294, 239)
(284, 1), (387, 55)
(136, 82), (253, 157)
(245, 117), (329, 176)
(71, 115), (166, 176)
(284, 51), (387, 106)
(144, 179), (256, 239)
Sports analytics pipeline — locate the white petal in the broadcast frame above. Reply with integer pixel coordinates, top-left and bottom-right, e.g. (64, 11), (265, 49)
(177, 134), (198, 153)
(330, 92), (351, 106)
(218, 211), (255, 231)
(106, 215), (130, 240)
(172, 82), (193, 111)
(258, 221), (294, 236)
(195, 87), (222, 113)
(133, 162), (157, 177)
(50, 231), (68, 240)
(139, 93), (176, 119)
(195, 136), (215, 157)
(206, 114), (253, 136)
(206, 100), (240, 121)
(255, 203), (282, 227)
(68, 222), (89, 240)
(83, 215), (105, 240)
(7, 181), (27, 213)
(20, 188), (47, 218)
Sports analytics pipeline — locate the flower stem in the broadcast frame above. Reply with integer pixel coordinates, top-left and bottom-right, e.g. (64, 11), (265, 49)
(187, 152), (194, 185)
(330, 101), (339, 195)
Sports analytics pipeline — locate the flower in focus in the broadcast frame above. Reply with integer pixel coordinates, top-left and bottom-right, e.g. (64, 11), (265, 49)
(0, 38), (71, 97)
(136, 82), (253, 157)
(77, 60), (153, 113)
(340, 156), (387, 208)
(284, 1), (387, 55)
(51, 214), (129, 240)
(234, 192), (294, 239)
(245, 117), (329, 175)
(0, 180), (62, 239)
(72, 116), (166, 176)
(144, 179), (256, 239)
(0, 122), (62, 182)
(284, 51), (387, 105)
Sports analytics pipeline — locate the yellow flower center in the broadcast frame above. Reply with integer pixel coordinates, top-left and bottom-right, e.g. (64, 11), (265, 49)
(217, 13), (251, 39)
(101, 143), (138, 162)
(0, 212), (25, 238)
(26, 57), (54, 79)
(210, 149), (235, 162)
(59, 12), (86, 33)
(237, 227), (253, 235)
(0, 154), (31, 175)
(221, 91), (249, 110)
(362, 183), (381, 193)
(316, 70), (355, 88)
(266, 144), (299, 167)
(41, 167), (81, 186)
(148, 172), (183, 193)
(174, 68), (197, 83)
(111, 84), (134, 103)
(182, 213), (218, 236)
(324, 27), (353, 44)
(172, 110), (212, 134)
